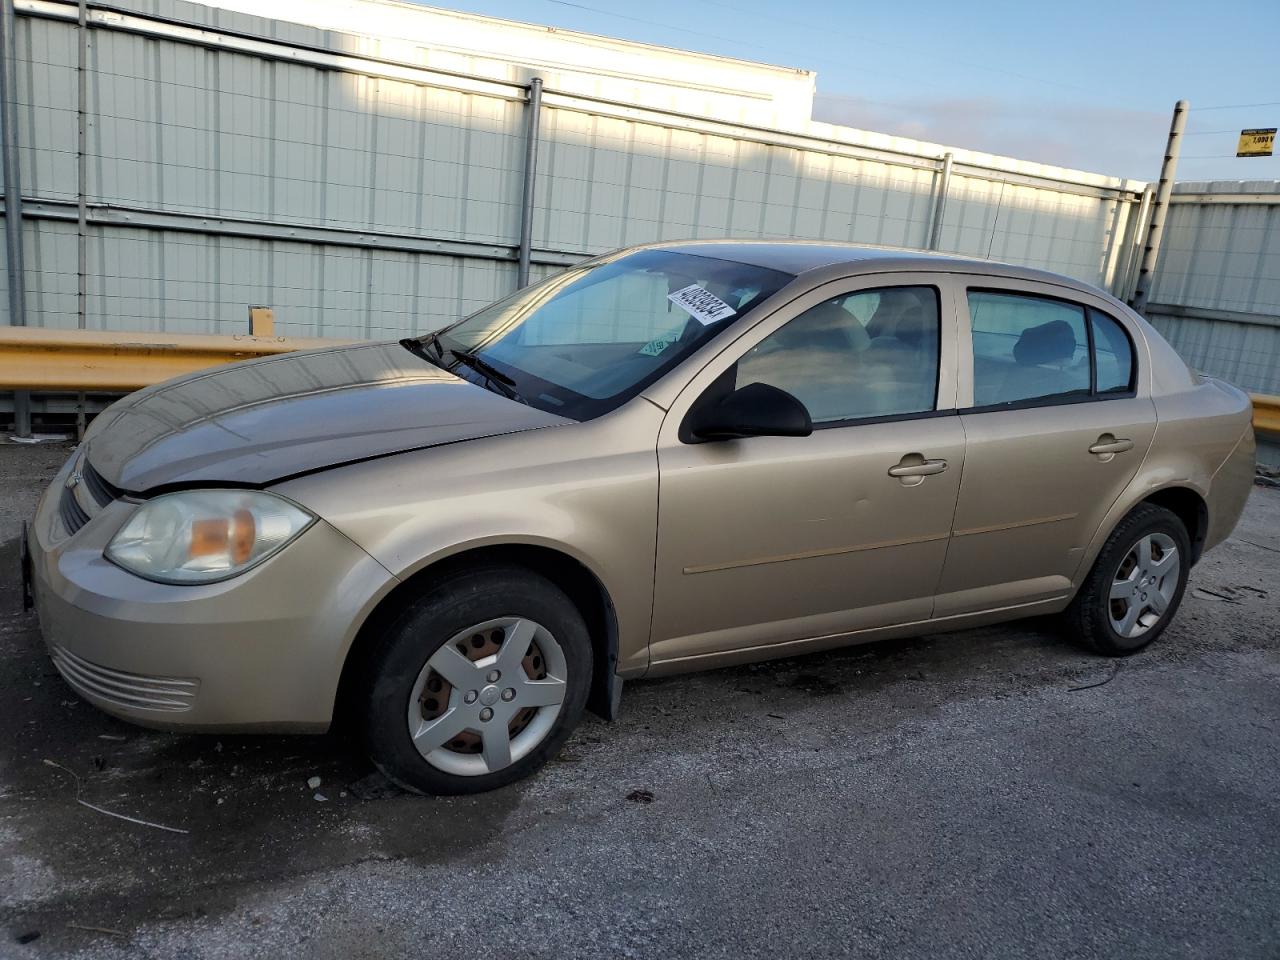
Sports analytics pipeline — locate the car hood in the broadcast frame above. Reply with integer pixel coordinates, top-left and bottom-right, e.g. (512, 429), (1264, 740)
(84, 341), (570, 492)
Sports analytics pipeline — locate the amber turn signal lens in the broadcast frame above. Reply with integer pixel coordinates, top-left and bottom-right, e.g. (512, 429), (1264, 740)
(230, 508), (255, 564)
(189, 509), (257, 564)
(189, 518), (227, 557)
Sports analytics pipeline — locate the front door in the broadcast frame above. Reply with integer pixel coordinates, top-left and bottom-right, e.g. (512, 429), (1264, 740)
(934, 280), (1157, 616)
(650, 277), (964, 669)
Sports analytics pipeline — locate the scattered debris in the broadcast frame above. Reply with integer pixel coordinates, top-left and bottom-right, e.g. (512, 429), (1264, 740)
(15, 931), (40, 945)
(347, 771), (403, 801)
(313, 792), (328, 802)
(626, 789), (655, 804)
(97, 733), (127, 741)
(42, 759), (190, 835)
(766, 713), (784, 719)
(1068, 662), (1121, 692)
(214, 741), (224, 753)
(1234, 536), (1280, 555)
(1193, 586), (1243, 603)
(306, 776), (321, 790)
(67, 923), (126, 938)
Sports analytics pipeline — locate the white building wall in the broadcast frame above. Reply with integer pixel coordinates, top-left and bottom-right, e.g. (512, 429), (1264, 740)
(2, 0), (1148, 341)
(1146, 181), (1280, 395)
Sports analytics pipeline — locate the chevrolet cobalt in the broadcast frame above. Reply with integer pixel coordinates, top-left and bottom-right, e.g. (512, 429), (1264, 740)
(27, 242), (1256, 793)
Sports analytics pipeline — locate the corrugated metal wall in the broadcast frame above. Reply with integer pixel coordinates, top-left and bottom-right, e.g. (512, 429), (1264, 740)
(1146, 181), (1280, 395)
(2, 0), (1147, 342)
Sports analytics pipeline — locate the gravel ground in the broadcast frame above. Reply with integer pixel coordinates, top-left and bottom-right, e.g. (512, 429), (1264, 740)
(1, 439), (1277, 959)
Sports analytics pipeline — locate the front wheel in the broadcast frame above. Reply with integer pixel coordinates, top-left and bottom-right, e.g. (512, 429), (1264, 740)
(1065, 504), (1191, 656)
(361, 566), (592, 794)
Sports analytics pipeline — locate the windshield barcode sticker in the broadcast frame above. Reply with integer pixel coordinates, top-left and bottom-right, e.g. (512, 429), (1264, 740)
(667, 284), (737, 326)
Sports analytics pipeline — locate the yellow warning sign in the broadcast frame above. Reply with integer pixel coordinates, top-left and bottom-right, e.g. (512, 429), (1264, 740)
(1237, 128), (1276, 157)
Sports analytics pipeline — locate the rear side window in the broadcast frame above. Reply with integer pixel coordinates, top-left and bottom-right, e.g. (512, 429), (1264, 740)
(1090, 308), (1135, 393)
(968, 291), (1090, 406)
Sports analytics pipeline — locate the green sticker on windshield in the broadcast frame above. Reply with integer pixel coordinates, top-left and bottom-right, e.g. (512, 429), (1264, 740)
(639, 333), (679, 357)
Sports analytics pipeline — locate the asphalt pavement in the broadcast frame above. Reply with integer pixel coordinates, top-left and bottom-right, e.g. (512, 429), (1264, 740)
(1, 439), (1278, 959)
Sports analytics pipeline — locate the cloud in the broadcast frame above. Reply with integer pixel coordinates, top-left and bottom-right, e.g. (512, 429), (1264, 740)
(813, 93), (1171, 181)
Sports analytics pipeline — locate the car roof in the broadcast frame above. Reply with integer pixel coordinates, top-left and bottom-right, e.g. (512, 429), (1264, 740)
(650, 240), (1108, 299)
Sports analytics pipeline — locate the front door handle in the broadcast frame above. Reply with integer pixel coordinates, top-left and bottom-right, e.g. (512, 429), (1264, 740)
(888, 455), (948, 484)
(1089, 435), (1134, 457)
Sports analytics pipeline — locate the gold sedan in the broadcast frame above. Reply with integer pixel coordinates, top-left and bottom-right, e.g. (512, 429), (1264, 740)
(27, 242), (1256, 793)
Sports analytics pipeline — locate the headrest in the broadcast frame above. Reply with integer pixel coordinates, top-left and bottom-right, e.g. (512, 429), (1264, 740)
(891, 304), (930, 345)
(779, 300), (869, 353)
(1013, 319), (1076, 366)
(868, 290), (918, 335)
(804, 300), (855, 332)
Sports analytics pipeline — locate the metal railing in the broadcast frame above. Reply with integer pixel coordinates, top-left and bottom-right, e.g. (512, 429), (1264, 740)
(0, 327), (353, 391)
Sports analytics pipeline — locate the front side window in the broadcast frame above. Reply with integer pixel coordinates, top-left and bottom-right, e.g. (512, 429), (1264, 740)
(735, 286), (941, 424)
(969, 291), (1091, 406)
(427, 250), (794, 420)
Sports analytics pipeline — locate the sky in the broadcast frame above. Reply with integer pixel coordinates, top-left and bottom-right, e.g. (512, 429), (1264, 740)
(412, 0), (1280, 183)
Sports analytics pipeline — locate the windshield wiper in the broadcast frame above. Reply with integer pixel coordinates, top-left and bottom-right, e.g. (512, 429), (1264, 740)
(447, 350), (526, 404)
(401, 336), (525, 404)
(399, 336), (443, 366)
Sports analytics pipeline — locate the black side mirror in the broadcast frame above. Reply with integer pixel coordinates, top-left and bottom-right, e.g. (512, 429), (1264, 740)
(687, 381), (813, 441)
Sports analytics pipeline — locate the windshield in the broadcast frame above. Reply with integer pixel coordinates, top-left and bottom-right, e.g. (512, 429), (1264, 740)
(423, 249), (795, 420)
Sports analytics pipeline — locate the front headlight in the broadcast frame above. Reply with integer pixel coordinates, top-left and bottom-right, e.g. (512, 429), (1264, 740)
(105, 490), (314, 584)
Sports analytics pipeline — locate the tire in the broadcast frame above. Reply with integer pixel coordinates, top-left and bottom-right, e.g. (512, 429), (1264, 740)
(361, 565), (591, 795)
(1065, 504), (1191, 656)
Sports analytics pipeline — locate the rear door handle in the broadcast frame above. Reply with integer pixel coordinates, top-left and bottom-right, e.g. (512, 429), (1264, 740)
(1088, 435), (1134, 456)
(888, 457), (948, 478)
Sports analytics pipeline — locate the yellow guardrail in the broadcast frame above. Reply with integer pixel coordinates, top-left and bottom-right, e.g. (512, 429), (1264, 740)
(1254, 394), (1280, 435)
(0, 327), (355, 392)
(0, 327), (1278, 434)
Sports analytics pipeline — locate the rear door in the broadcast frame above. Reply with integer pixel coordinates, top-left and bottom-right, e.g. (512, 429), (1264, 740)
(649, 275), (965, 668)
(934, 277), (1156, 617)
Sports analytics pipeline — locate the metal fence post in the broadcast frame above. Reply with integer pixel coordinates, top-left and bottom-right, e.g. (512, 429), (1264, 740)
(927, 152), (952, 251)
(0, 0), (30, 437)
(516, 76), (543, 289)
(75, 0), (88, 437)
(1130, 101), (1187, 313)
(1119, 186), (1154, 305)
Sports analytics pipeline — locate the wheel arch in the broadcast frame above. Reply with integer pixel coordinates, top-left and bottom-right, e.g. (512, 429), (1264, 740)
(1140, 486), (1209, 564)
(1074, 480), (1210, 592)
(335, 542), (624, 728)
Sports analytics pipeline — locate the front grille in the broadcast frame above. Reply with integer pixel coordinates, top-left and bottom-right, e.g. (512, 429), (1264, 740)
(81, 460), (120, 508)
(57, 454), (120, 537)
(59, 484), (91, 535)
(50, 645), (199, 713)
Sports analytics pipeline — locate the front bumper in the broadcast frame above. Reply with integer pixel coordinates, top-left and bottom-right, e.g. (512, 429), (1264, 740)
(28, 455), (396, 732)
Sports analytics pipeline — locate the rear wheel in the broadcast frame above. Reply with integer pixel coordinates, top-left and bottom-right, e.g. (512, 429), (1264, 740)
(361, 566), (591, 794)
(1065, 504), (1190, 656)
